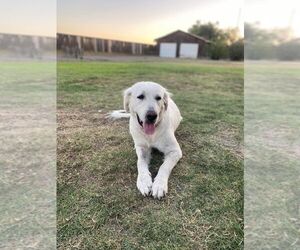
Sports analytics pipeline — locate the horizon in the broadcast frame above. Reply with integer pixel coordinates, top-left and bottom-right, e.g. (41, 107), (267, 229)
(57, 0), (244, 44)
(1, 0), (300, 42)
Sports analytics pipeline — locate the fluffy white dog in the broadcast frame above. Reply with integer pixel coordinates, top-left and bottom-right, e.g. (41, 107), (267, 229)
(109, 81), (182, 199)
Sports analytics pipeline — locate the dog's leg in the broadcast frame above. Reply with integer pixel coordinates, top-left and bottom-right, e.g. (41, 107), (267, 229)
(152, 144), (182, 199)
(136, 146), (152, 196)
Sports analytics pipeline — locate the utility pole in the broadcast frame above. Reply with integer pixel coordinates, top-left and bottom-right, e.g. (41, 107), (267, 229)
(288, 9), (296, 39)
(236, 8), (241, 29)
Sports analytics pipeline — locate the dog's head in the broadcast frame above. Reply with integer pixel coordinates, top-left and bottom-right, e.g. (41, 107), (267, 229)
(124, 82), (169, 135)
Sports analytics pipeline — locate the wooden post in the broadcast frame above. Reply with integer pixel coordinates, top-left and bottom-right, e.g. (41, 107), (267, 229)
(101, 40), (105, 52)
(93, 38), (97, 52)
(33, 36), (40, 50)
(77, 36), (81, 50)
(108, 40), (112, 53)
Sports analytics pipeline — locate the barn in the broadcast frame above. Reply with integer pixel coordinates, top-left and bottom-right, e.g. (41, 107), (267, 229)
(155, 30), (211, 59)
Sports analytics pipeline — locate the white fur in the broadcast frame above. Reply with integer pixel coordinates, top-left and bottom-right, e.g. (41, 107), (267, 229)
(109, 81), (182, 199)
(107, 110), (130, 119)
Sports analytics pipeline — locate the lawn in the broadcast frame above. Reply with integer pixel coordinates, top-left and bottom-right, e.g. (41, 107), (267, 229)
(244, 62), (300, 249)
(57, 60), (244, 249)
(0, 62), (56, 249)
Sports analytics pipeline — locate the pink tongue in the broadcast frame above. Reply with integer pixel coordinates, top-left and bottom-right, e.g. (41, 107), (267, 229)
(144, 122), (155, 135)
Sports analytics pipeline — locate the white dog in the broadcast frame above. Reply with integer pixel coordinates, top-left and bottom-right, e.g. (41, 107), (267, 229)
(109, 82), (182, 199)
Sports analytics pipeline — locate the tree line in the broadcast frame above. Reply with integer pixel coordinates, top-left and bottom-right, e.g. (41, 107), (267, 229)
(189, 21), (300, 61)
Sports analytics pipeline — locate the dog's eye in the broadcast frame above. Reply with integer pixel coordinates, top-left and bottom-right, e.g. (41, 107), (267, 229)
(155, 96), (161, 101)
(137, 94), (144, 100)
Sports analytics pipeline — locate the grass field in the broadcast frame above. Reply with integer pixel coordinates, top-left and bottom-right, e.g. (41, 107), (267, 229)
(0, 62), (56, 249)
(244, 62), (300, 249)
(57, 60), (244, 249)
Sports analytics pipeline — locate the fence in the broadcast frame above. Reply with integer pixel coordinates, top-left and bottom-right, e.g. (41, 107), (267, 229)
(57, 33), (158, 58)
(0, 33), (55, 59)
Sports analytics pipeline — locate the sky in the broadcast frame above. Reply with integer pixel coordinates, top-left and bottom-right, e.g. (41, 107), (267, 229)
(58, 0), (243, 44)
(0, 0), (56, 37)
(0, 0), (299, 42)
(245, 0), (300, 35)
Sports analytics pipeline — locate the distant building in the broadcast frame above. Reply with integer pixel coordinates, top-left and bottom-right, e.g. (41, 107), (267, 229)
(155, 30), (211, 59)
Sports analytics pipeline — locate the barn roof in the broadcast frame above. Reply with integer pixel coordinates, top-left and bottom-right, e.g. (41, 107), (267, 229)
(155, 30), (211, 44)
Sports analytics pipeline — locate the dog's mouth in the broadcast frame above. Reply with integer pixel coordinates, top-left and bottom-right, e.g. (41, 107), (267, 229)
(137, 114), (143, 127)
(136, 114), (156, 135)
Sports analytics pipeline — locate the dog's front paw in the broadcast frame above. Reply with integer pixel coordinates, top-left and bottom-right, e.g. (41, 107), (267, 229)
(152, 177), (168, 199)
(137, 172), (152, 196)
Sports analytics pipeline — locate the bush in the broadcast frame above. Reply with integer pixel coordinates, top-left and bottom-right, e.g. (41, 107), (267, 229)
(229, 40), (244, 61)
(277, 40), (300, 61)
(209, 41), (229, 60)
(245, 42), (277, 60)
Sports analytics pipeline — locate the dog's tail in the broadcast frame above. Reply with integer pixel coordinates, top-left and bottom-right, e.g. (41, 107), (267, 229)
(105, 109), (130, 119)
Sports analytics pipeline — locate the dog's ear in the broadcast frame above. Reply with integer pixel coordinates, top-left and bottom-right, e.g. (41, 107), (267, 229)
(123, 88), (132, 112)
(163, 91), (169, 110)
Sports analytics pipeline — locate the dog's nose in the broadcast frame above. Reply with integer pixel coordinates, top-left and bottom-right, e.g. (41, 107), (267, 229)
(146, 111), (157, 123)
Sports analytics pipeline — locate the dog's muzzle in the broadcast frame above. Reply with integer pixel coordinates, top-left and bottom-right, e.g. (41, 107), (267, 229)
(136, 111), (158, 135)
(145, 111), (157, 124)
(137, 114), (143, 127)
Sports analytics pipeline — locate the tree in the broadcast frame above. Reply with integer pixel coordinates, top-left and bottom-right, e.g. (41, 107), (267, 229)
(223, 28), (240, 45)
(189, 21), (242, 60)
(210, 41), (229, 60)
(245, 23), (293, 45)
(277, 39), (300, 60)
(229, 39), (244, 61)
(244, 23), (294, 60)
(189, 21), (223, 41)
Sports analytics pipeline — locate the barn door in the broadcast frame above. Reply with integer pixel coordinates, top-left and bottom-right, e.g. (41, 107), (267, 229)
(179, 43), (199, 58)
(159, 43), (177, 58)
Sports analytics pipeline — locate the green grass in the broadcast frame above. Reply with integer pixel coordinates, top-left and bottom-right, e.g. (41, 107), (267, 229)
(0, 62), (56, 249)
(57, 60), (244, 249)
(244, 62), (300, 249)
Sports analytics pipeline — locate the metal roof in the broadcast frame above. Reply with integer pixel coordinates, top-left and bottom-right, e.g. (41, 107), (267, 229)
(155, 30), (211, 43)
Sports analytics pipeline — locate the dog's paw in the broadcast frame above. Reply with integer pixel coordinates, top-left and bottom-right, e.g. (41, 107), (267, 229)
(137, 173), (152, 196)
(152, 177), (168, 199)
